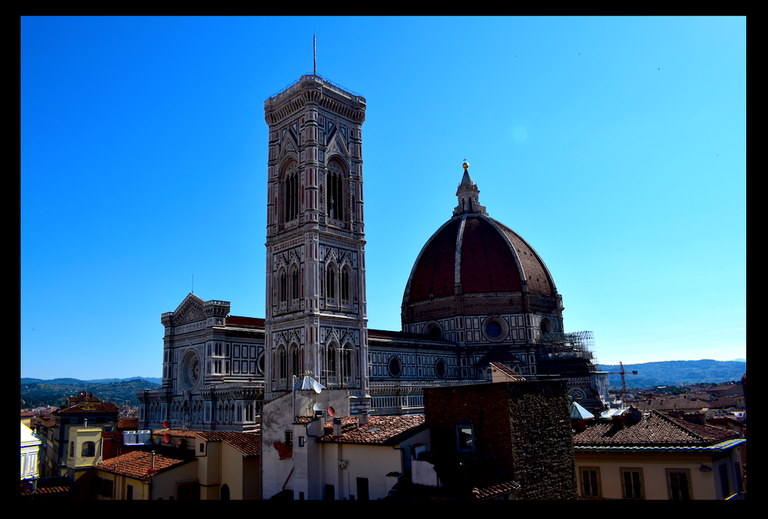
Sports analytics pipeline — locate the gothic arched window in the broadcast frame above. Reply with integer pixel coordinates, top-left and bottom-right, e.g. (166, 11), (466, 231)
(326, 161), (344, 221)
(279, 269), (287, 303)
(291, 345), (300, 380)
(291, 266), (300, 301)
(327, 344), (337, 382)
(284, 162), (299, 222)
(278, 347), (287, 381)
(342, 343), (354, 382)
(326, 264), (337, 299)
(341, 266), (351, 303)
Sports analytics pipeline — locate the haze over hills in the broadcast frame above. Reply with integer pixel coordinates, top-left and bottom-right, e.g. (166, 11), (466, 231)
(21, 359), (746, 409)
(20, 377), (161, 409)
(598, 359), (746, 389)
(21, 377), (162, 386)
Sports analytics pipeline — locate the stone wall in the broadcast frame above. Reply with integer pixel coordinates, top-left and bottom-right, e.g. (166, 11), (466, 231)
(424, 380), (577, 500)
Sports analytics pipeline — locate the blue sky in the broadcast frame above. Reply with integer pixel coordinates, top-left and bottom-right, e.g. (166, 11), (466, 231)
(21, 16), (746, 380)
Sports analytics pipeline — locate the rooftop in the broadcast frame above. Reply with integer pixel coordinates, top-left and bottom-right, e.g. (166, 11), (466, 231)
(572, 409), (742, 451)
(55, 401), (120, 415)
(317, 414), (427, 445)
(95, 449), (193, 481)
(195, 430), (261, 457)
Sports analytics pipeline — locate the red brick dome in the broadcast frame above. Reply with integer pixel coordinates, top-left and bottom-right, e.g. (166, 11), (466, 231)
(401, 162), (560, 327)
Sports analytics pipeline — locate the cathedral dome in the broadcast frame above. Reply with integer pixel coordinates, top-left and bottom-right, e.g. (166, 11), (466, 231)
(401, 161), (561, 329)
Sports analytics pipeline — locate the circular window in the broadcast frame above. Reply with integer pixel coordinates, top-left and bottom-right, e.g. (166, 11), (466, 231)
(486, 322), (501, 338)
(257, 352), (265, 375)
(180, 349), (201, 391)
(568, 387), (587, 402)
(434, 359), (447, 378)
(388, 356), (403, 377)
(482, 316), (508, 342)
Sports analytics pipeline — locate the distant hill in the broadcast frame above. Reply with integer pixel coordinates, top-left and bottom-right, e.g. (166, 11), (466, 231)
(21, 360), (747, 408)
(20, 377), (161, 409)
(598, 359), (746, 389)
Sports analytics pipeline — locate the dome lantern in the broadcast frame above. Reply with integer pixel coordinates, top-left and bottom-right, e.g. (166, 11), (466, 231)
(453, 159), (487, 216)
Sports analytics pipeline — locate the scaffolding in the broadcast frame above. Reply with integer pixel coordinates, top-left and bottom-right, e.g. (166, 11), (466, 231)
(536, 330), (608, 410)
(538, 330), (597, 368)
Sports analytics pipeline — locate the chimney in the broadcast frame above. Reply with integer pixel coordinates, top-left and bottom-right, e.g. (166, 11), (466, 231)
(683, 411), (707, 425)
(359, 411), (369, 425)
(333, 417), (342, 436)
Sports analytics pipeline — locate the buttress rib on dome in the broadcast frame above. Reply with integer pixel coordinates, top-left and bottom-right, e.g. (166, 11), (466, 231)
(401, 161), (559, 327)
(405, 213), (556, 304)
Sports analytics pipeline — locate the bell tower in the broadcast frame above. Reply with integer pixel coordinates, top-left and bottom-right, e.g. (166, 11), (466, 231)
(263, 75), (369, 409)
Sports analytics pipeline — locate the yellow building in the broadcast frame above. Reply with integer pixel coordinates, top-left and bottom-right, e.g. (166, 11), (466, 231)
(194, 430), (261, 499)
(573, 409), (745, 500)
(38, 393), (119, 479)
(93, 449), (198, 500)
(90, 428), (261, 500)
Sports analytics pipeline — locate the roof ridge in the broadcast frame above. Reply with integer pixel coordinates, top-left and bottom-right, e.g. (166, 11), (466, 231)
(657, 409), (737, 443)
(650, 410), (705, 442)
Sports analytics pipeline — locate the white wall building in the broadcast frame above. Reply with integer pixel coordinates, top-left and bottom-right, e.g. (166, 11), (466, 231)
(21, 422), (42, 491)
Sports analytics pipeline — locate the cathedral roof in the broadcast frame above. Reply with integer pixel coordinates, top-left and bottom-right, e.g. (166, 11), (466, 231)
(402, 162), (558, 316)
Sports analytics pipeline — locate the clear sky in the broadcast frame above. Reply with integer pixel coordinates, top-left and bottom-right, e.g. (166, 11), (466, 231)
(21, 16), (746, 380)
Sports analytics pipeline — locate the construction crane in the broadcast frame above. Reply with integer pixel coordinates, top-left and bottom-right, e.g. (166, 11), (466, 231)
(604, 362), (638, 403)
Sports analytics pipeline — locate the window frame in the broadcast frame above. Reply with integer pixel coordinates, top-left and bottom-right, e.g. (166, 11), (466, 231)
(81, 441), (96, 458)
(456, 423), (475, 453)
(620, 467), (645, 500)
(666, 468), (693, 500)
(579, 467), (602, 498)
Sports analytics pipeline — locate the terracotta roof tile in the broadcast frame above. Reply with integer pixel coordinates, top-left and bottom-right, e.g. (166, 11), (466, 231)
(317, 414), (427, 445)
(226, 315), (265, 327)
(151, 428), (199, 437)
(573, 410), (740, 448)
(95, 450), (193, 481)
(471, 479), (521, 500)
(489, 362), (526, 381)
(56, 401), (119, 414)
(118, 419), (138, 429)
(195, 431), (261, 456)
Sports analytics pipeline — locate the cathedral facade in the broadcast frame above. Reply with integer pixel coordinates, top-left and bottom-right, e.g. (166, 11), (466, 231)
(138, 74), (607, 432)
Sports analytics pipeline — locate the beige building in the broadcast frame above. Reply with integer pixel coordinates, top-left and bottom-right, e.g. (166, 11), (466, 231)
(91, 427), (261, 500)
(93, 449), (198, 500)
(573, 409), (745, 500)
(194, 430), (261, 499)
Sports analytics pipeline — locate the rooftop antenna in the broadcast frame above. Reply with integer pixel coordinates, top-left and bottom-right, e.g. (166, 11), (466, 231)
(313, 34), (317, 75)
(192, 274), (194, 294)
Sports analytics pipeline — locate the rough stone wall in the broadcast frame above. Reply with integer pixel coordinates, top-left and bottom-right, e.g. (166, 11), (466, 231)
(506, 380), (577, 500)
(424, 380), (577, 500)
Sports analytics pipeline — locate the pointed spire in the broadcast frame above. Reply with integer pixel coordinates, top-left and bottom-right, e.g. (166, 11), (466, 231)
(459, 158), (475, 188)
(453, 159), (487, 216)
